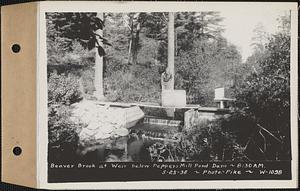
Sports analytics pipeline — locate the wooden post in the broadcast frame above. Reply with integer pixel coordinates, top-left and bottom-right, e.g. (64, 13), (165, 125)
(94, 13), (105, 100)
(168, 12), (175, 90)
(164, 12), (175, 117)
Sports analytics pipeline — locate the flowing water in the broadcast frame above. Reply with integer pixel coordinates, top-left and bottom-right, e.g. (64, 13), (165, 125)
(77, 122), (182, 162)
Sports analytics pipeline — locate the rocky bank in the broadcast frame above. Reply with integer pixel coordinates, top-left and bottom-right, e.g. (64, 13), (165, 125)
(70, 100), (144, 145)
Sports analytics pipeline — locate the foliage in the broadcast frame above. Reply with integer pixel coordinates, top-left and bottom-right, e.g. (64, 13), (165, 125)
(277, 12), (291, 36)
(126, 12), (168, 65)
(149, 119), (249, 162)
(46, 12), (105, 103)
(102, 12), (168, 103)
(174, 12), (242, 105)
(48, 72), (83, 161)
(46, 12), (110, 56)
(251, 22), (269, 53)
(175, 40), (212, 104)
(80, 68), (96, 96)
(104, 14), (164, 72)
(104, 66), (161, 103)
(149, 16), (292, 162)
(46, 13), (96, 69)
(232, 19), (291, 160)
(48, 104), (82, 161)
(176, 37), (242, 105)
(48, 72), (83, 105)
(103, 12), (242, 105)
(45, 11), (291, 163)
(175, 12), (224, 52)
(103, 13), (132, 73)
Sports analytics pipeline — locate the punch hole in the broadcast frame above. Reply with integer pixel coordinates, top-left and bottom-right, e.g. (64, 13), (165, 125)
(11, 44), (21, 53)
(13, 146), (22, 156)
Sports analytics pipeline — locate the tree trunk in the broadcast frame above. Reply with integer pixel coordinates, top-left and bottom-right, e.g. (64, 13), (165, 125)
(168, 12), (175, 90)
(128, 38), (132, 64)
(163, 12), (176, 117)
(132, 22), (140, 65)
(128, 15), (134, 64)
(94, 13), (105, 100)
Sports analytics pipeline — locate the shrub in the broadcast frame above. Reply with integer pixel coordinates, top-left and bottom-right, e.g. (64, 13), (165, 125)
(232, 32), (291, 160)
(48, 72), (83, 105)
(81, 67), (95, 96)
(48, 72), (83, 162)
(104, 65), (161, 103)
(48, 104), (82, 162)
(181, 119), (247, 161)
(148, 119), (248, 162)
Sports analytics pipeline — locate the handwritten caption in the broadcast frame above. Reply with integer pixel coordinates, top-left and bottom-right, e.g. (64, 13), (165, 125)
(49, 162), (284, 176)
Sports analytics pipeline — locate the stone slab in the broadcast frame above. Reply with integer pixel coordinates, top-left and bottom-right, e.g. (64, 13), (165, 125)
(161, 90), (186, 107)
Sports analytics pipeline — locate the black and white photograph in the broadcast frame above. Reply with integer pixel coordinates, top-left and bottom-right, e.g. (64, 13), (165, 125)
(42, 2), (297, 187)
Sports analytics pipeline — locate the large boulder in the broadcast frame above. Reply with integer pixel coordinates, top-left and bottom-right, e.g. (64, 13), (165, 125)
(70, 100), (142, 145)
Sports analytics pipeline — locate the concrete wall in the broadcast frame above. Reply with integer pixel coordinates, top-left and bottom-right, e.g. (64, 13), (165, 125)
(184, 108), (230, 130)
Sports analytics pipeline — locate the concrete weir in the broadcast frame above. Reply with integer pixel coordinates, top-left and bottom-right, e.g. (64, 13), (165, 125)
(71, 99), (234, 149)
(143, 117), (182, 127)
(184, 107), (231, 130)
(98, 101), (231, 130)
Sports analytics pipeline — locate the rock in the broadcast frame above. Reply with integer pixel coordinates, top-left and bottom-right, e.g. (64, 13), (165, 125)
(79, 131), (93, 141)
(69, 116), (81, 124)
(113, 128), (129, 137)
(93, 131), (112, 140)
(100, 124), (114, 134)
(101, 133), (111, 139)
(86, 120), (100, 130)
(71, 100), (144, 145)
(84, 128), (97, 136)
(94, 131), (104, 140)
(79, 113), (92, 124)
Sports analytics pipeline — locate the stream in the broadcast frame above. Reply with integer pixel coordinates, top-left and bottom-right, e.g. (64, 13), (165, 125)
(76, 123), (182, 162)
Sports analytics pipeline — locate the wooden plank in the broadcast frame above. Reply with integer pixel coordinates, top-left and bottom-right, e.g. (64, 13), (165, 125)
(95, 101), (200, 109)
(93, 101), (230, 113)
